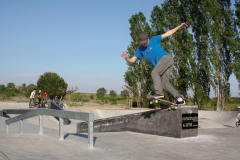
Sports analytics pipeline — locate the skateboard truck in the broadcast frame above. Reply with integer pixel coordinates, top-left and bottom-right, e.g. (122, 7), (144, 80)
(147, 94), (178, 110)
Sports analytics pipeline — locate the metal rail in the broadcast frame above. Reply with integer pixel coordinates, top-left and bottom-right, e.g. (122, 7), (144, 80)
(5, 108), (94, 149)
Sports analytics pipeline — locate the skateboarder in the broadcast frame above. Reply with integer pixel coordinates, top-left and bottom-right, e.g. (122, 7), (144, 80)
(121, 23), (188, 105)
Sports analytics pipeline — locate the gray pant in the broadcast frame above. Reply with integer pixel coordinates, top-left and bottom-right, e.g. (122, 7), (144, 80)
(151, 56), (180, 98)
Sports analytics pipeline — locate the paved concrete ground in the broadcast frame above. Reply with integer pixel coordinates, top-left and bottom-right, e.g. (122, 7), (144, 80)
(0, 102), (240, 160)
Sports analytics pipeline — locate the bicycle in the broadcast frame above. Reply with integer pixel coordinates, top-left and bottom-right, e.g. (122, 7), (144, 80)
(29, 99), (35, 108)
(29, 100), (47, 108)
(236, 117), (240, 127)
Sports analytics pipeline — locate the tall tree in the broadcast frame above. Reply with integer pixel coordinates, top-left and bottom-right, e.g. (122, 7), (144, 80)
(150, 1), (194, 101)
(232, 0), (240, 83)
(186, 0), (212, 108)
(124, 12), (151, 107)
(205, 0), (237, 110)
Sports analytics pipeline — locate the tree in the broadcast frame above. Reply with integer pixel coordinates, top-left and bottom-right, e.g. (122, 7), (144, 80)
(96, 87), (107, 100)
(18, 83), (27, 94)
(0, 84), (5, 91)
(151, 1), (194, 101)
(232, 0), (240, 95)
(0, 84), (6, 98)
(185, 0), (212, 108)
(0, 83), (20, 98)
(109, 90), (117, 104)
(121, 89), (129, 99)
(203, 0), (237, 110)
(110, 90), (117, 98)
(7, 82), (16, 89)
(125, 12), (152, 108)
(25, 84), (37, 98)
(37, 72), (68, 99)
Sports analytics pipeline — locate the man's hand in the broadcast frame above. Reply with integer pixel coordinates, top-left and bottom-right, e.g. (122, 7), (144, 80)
(121, 51), (137, 63)
(121, 52), (128, 59)
(181, 22), (189, 28)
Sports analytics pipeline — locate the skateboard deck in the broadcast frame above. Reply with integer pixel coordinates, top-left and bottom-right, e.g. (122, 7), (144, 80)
(146, 94), (179, 110)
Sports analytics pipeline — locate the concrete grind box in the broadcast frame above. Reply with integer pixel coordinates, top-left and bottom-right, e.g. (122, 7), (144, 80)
(77, 106), (198, 138)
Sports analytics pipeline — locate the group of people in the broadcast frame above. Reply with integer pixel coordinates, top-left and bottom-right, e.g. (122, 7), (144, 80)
(29, 89), (48, 108)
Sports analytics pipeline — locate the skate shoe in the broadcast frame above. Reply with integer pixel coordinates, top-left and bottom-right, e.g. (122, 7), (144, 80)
(176, 97), (185, 105)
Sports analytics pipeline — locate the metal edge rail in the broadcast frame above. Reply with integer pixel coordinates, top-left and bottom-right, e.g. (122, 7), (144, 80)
(5, 108), (94, 149)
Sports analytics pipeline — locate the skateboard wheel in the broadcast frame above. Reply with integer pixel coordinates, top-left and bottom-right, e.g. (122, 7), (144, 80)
(154, 100), (158, 103)
(150, 101), (153, 104)
(171, 105), (177, 110)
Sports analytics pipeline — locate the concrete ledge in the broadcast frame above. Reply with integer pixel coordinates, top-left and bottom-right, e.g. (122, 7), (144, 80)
(0, 108), (2, 117)
(77, 106), (198, 138)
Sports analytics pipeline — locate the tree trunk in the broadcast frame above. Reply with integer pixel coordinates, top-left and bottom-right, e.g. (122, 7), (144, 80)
(216, 75), (224, 111)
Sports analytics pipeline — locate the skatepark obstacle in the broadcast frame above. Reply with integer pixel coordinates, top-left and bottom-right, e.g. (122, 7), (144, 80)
(77, 105), (198, 138)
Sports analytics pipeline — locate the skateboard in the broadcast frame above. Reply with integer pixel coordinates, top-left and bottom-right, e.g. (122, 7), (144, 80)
(146, 94), (179, 110)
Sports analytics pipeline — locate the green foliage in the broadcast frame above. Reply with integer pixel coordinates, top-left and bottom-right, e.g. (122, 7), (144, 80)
(125, 12), (152, 108)
(96, 87), (107, 100)
(25, 84), (37, 98)
(0, 85), (5, 91)
(120, 89), (129, 99)
(7, 83), (16, 89)
(0, 83), (38, 100)
(109, 90), (117, 104)
(158, 0), (194, 97)
(232, 0), (240, 96)
(90, 94), (94, 100)
(123, 0), (239, 109)
(202, 0), (237, 110)
(0, 82), (20, 99)
(185, 0), (212, 108)
(0, 83), (21, 98)
(110, 90), (117, 97)
(71, 92), (83, 102)
(37, 72), (68, 98)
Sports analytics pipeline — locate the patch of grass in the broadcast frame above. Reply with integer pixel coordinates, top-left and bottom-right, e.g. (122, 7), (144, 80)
(224, 103), (240, 111)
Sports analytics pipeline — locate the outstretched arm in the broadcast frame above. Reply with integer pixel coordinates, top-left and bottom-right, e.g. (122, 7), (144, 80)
(121, 52), (137, 63)
(161, 22), (188, 39)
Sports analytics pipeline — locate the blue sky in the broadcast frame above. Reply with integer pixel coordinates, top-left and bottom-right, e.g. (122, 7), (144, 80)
(0, 0), (239, 96)
(0, 0), (163, 93)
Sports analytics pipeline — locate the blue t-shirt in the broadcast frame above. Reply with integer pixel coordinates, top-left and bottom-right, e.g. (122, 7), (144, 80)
(134, 35), (169, 67)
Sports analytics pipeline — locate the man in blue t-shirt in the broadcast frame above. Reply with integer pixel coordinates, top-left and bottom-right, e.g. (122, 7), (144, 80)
(121, 23), (188, 104)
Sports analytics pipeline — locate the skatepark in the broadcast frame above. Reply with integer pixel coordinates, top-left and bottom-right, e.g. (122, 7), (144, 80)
(0, 102), (240, 160)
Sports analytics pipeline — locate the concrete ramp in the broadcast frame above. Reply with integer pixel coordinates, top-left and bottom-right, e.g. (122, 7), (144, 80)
(77, 105), (198, 138)
(198, 111), (238, 128)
